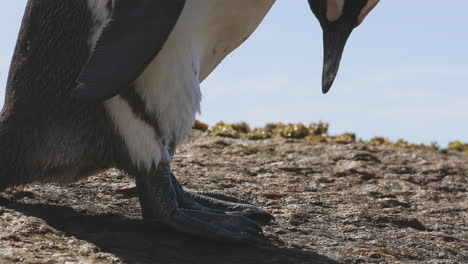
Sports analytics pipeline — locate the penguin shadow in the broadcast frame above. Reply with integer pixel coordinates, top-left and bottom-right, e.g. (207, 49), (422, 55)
(0, 198), (336, 264)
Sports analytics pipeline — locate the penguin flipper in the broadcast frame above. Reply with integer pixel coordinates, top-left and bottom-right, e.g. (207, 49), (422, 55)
(74, 0), (186, 101)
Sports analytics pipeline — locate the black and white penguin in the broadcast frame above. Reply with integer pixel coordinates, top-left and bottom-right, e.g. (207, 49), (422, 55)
(0, 0), (379, 242)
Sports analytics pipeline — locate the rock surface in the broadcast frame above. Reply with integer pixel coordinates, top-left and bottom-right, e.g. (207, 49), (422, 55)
(1, 130), (467, 263)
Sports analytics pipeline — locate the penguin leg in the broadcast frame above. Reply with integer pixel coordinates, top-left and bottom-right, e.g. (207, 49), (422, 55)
(170, 173), (274, 222)
(135, 163), (263, 243)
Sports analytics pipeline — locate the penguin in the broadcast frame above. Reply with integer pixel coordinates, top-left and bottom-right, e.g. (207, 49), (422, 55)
(0, 0), (379, 243)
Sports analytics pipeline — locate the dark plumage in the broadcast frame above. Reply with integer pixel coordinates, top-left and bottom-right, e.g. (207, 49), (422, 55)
(1, 0), (117, 189)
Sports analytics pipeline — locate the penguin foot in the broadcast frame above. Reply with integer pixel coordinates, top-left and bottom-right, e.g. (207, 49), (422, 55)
(135, 166), (268, 243)
(184, 190), (274, 222)
(172, 208), (263, 238)
(170, 173), (274, 222)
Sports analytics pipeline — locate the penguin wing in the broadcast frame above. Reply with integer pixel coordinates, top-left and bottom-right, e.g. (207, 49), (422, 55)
(74, 0), (186, 101)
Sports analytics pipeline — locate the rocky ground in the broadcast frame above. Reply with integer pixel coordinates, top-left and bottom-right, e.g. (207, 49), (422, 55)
(0, 127), (467, 264)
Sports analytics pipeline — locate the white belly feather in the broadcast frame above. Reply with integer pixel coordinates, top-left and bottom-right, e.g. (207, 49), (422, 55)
(88, 0), (275, 170)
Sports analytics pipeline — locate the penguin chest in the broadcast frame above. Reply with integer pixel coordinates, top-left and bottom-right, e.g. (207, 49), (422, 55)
(98, 0), (275, 170)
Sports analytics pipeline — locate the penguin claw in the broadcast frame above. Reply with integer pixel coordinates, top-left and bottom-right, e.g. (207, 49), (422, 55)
(228, 208), (275, 223)
(188, 190), (253, 205)
(136, 167), (271, 243)
(178, 209), (263, 235)
(167, 172), (274, 223)
(157, 208), (265, 244)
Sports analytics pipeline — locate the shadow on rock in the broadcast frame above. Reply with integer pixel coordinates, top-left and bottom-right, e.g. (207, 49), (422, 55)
(1, 199), (335, 264)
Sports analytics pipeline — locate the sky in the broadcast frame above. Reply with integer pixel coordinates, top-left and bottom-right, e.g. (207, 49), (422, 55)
(1, 1), (467, 146)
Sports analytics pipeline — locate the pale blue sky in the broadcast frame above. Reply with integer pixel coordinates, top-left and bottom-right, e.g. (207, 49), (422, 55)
(1, 1), (467, 146)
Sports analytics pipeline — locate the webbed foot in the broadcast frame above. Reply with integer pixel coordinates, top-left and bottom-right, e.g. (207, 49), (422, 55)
(170, 173), (274, 222)
(135, 165), (271, 243)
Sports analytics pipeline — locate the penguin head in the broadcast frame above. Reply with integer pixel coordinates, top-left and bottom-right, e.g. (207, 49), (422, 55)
(308, 0), (380, 93)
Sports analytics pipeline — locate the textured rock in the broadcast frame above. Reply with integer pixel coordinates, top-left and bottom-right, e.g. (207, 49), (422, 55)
(0, 130), (466, 263)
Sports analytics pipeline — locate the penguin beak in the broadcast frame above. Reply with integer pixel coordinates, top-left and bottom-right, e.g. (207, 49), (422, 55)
(321, 28), (352, 94)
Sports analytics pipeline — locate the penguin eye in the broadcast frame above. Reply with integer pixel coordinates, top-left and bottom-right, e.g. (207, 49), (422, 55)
(358, 0), (380, 25)
(326, 0), (345, 22)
